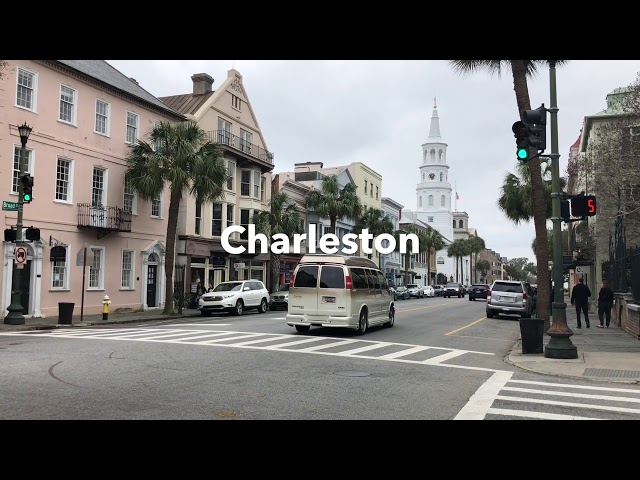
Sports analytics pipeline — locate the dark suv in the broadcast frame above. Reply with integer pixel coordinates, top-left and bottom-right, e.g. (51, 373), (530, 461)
(443, 282), (464, 298)
(468, 284), (490, 301)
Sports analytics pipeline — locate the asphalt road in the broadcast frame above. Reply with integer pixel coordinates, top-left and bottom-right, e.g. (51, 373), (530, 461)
(2, 295), (640, 420)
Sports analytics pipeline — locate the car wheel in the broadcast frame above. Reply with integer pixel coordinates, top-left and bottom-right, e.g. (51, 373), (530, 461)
(258, 298), (268, 313)
(384, 306), (395, 328)
(458, 294), (461, 298)
(486, 311), (494, 318)
(469, 296), (473, 301)
(234, 299), (244, 316)
(356, 309), (368, 335)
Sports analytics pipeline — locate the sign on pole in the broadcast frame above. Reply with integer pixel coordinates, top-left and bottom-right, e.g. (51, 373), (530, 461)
(15, 246), (27, 264)
(76, 245), (94, 267)
(2, 201), (19, 212)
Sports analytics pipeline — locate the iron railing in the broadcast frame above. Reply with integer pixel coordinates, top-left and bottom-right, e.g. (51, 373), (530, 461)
(208, 130), (274, 164)
(77, 203), (132, 232)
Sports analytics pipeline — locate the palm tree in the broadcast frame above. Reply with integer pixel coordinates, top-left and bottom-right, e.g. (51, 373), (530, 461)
(476, 259), (490, 283)
(447, 239), (467, 283)
(353, 208), (394, 265)
(449, 60), (569, 328)
(421, 228), (445, 285)
(252, 192), (304, 293)
(126, 121), (228, 315)
(466, 236), (486, 283)
(305, 175), (362, 235)
(394, 225), (420, 285)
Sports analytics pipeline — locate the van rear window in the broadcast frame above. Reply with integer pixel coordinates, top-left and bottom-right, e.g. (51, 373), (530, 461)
(320, 266), (345, 289)
(294, 266), (318, 288)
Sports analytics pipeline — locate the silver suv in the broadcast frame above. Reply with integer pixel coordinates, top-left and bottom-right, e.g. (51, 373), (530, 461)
(406, 283), (424, 298)
(486, 280), (534, 319)
(199, 280), (270, 316)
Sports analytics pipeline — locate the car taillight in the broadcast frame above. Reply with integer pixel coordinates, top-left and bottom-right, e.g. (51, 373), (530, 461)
(289, 275), (295, 288)
(345, 275), (353, 290)
(487, 289), (492, 304)
(522, 291), (527, 302)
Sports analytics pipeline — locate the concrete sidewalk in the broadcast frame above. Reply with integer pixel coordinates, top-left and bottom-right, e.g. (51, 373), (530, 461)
(0, 308), (202, 331)
(507, 296), (640, 384)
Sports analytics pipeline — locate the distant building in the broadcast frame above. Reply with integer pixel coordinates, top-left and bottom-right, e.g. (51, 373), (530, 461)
(478, 248), (504, 284)
(380, 197), (403, 285)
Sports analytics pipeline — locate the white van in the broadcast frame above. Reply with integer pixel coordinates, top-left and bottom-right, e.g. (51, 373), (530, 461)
(286, 254), (395, 335)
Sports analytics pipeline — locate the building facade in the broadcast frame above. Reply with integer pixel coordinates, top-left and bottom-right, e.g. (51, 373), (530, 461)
(159, 70), (274, 294)
(414, 101), (454, 280)
(380, 197), (403, 285)
(1, 60), (183, 318)
(399, 210), (438, 286)
(478, 248), (504, 285)
(452, 211), (472, 284)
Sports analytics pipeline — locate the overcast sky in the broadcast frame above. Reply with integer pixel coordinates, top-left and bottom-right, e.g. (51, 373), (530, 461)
(108, 60), (640, 261)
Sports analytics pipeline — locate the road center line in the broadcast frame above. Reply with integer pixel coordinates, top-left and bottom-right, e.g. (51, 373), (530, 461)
(445, 316), (487, 336)
(454, 371), (513, 420)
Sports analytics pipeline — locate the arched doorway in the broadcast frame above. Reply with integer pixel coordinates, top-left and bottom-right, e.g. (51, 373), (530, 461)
(141, 241), (166, 310)
(2, 240), (45, 318)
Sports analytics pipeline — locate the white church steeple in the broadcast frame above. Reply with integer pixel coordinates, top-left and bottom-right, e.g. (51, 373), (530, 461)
(428, 98), (441, 140)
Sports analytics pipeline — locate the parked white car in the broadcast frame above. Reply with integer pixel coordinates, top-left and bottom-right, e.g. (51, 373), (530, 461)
(199, 280), (270, 316)
(421, 285), (435, 297)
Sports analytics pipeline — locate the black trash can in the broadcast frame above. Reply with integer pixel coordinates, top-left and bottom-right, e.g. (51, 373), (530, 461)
(58, 302), (75, 325)
(519, 317), (544, 354)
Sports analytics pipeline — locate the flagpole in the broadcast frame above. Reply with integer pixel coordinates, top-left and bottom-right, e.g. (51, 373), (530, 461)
(455, 181), (457, 211)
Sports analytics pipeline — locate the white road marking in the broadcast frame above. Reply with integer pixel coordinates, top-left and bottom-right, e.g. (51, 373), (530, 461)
(379, 345), (431, 360)
(164, 323), (232, 327)
(501, 386), (640, 404)
(494, 395), (640, 415)
(201, 333), (268, 344)
(508, 379), (640, 394)
(267, 337), (328, 349)
(297, 339), (359, 352)
(454, 371), (514, 420)
(423, 350), (467, 365)
(487, 408), (602, 420)
(335, 342), (394, 356)
(172, 332), (241, 342)
(232, 335), (294, 346)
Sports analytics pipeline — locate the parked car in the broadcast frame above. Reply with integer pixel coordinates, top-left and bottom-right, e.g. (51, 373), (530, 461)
(486, 280), (535, 319)
(406, 283), (424, 298)
(394, 286), (410, 300)
(468, 284), (490, 301)
(443, 282), (465, 298)
(421, 285), (435, 297)
(432, 285), (444, 296)
(285, 254), (395, 335)
(199, 280), (270, 316)
(270, 284), (290, 310)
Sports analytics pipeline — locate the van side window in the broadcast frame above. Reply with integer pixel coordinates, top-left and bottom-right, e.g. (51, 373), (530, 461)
(319, 266), (345, 289)
(350, 268), (368, 289)
(365, 269), (380, 289)
(294, 266), (319, 288)
(376, 271), (387, 289)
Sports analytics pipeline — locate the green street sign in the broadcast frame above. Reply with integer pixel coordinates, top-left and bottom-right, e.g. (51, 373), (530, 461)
(2, 201), (19, 212)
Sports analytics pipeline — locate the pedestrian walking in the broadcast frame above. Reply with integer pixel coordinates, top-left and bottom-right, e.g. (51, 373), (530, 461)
(597, 280), (615, 328)
(571, 277), (592, 328)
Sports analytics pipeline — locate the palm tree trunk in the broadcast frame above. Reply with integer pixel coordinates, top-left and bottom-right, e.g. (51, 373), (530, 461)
(270, 252), (280, 293)
(512, 60), (551, 329)
(455, 257), (459, 282)
(330, 216), (337, 235)
(426, 253), (431, 286)
(163, 188), (182, 315)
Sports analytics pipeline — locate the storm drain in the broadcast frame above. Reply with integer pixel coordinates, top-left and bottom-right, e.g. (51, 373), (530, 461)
(583, 368), (640, 379)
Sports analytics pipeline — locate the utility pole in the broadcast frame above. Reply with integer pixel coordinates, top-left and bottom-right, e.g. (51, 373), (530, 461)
(544, 61), (578, 359)
(5, 123), (33, 325)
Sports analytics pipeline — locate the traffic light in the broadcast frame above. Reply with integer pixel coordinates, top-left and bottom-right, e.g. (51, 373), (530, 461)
(561, 199), (570, 221)
(4, 229), (16, 243)
(512, 121), (529, 160)
(20, 175), (33, 203)
(522, 105), (548, 152)
(25, 227), (40, 242)
(571, 195), (597, 217)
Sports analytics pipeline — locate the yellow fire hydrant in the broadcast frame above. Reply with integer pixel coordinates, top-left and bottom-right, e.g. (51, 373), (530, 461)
(102, 295), (111, 321)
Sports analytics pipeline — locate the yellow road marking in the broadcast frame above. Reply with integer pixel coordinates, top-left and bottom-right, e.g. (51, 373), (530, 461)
(397, 301), (459, 314)
(445, 316), (487, 336)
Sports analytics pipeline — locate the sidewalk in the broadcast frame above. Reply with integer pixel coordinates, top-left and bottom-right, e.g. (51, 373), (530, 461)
(507, 295), (640, 384)
(0, 308), (202, 332)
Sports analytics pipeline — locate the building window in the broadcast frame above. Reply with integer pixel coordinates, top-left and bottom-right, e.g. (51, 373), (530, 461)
(16, 66), (37, 111)
(95, 99), (110, 136)
(151, 192), (161, 217)
(430, 149), (435, 161)
(232, 94), (242, 111)
(217, 117), (231, 145)
(59, 85), (77, 125)
(261, 176), (266, 202)
(121, 250), (134, 289)
(92, 167), (105, 207)
(439, 150), (443, 160)
(212, 203), (223, 236)
(195, 201), (202, 235)
(226, 160), (235, 191)
(364, 180), (367, 194)
(253, 171), (260, 199)
(376, 186), (379, 200)
(428, 195), (433, 207)
(123, 174), (136, 214)
(428, 216), (434, 222)
(240, 170), (251, 196)
(453, 220), (456, 228)
(240, 129), (252, 155)
(419, 196), (422, 207)
(227, 204), (234, 228)
(440, 172), (443, 182)
(459, 219), (464, 228)
(55, 157), (72, 202)
(240, 209), (250, 240)
(370, 186), (373, 197)
(126, 111), (139, 144)
(51, 246), (69, 290)
(441, 195), (445, 207)
(422, 172), (425, 181)
(89, 247), (104, 289)
(12, 146), (33, 194)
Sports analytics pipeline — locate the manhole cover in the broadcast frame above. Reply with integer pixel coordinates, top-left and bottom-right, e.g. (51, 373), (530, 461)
(334, 372), (370, 377)
(583, 368), (640, 379)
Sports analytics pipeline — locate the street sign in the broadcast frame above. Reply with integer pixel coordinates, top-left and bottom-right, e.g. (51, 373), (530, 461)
(15, 246), (27, 264)
(234, 262), (245, 269)
(75, 245), (94, 267)
(2, 201), (19, 211)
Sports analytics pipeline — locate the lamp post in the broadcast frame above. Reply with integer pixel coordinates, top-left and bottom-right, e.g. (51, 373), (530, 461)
(5, 123), (32, 325)
(544, 62), (578, 359)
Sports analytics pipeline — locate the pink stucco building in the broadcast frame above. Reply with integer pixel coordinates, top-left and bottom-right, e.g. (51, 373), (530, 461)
(0, 60), (184, 319)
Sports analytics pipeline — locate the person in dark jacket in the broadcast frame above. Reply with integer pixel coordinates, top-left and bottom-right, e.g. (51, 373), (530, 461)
(570, 277), (592, 328)
(597, 280), (615, 328)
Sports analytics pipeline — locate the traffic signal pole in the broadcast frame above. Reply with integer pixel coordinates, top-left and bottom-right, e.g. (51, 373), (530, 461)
(5, 137), (28, 325)
(544, 60), (578, 359)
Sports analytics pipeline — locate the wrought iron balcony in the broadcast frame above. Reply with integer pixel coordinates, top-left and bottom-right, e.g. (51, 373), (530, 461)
(208, 130), (274, 164)
(77, 203), (132, 239)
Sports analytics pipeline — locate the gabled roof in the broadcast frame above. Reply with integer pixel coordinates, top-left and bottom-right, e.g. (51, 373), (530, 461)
(55, 60), (183, 119)
(159, 91), (215, 116)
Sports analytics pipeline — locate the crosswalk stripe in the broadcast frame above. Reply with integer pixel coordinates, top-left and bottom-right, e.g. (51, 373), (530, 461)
(379, 345), (431, 360)
(454, 371), (514, 420)
(494, 395), (640, 415)
(508, 379), (640, 394)
(501, 386), (640, 404)
(298, 339), (359, 352)
(200, 333), (266, 344)
(487, 408), (602, 420)
(220, 335), (292, 346)
(334, 342), (394, 356)
(424, 350), (466, 365)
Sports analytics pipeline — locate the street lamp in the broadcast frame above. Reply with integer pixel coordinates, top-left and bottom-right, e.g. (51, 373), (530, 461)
(544, 62), (578, 359)
(5, 122), (32, 325)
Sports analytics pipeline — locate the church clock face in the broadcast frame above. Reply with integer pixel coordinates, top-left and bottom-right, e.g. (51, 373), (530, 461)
(429, 173), (435, 180)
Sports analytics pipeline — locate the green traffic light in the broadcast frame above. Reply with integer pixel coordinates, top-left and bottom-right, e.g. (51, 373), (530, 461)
(517, 148), (528, 160)
(23, 194), (31, 202)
